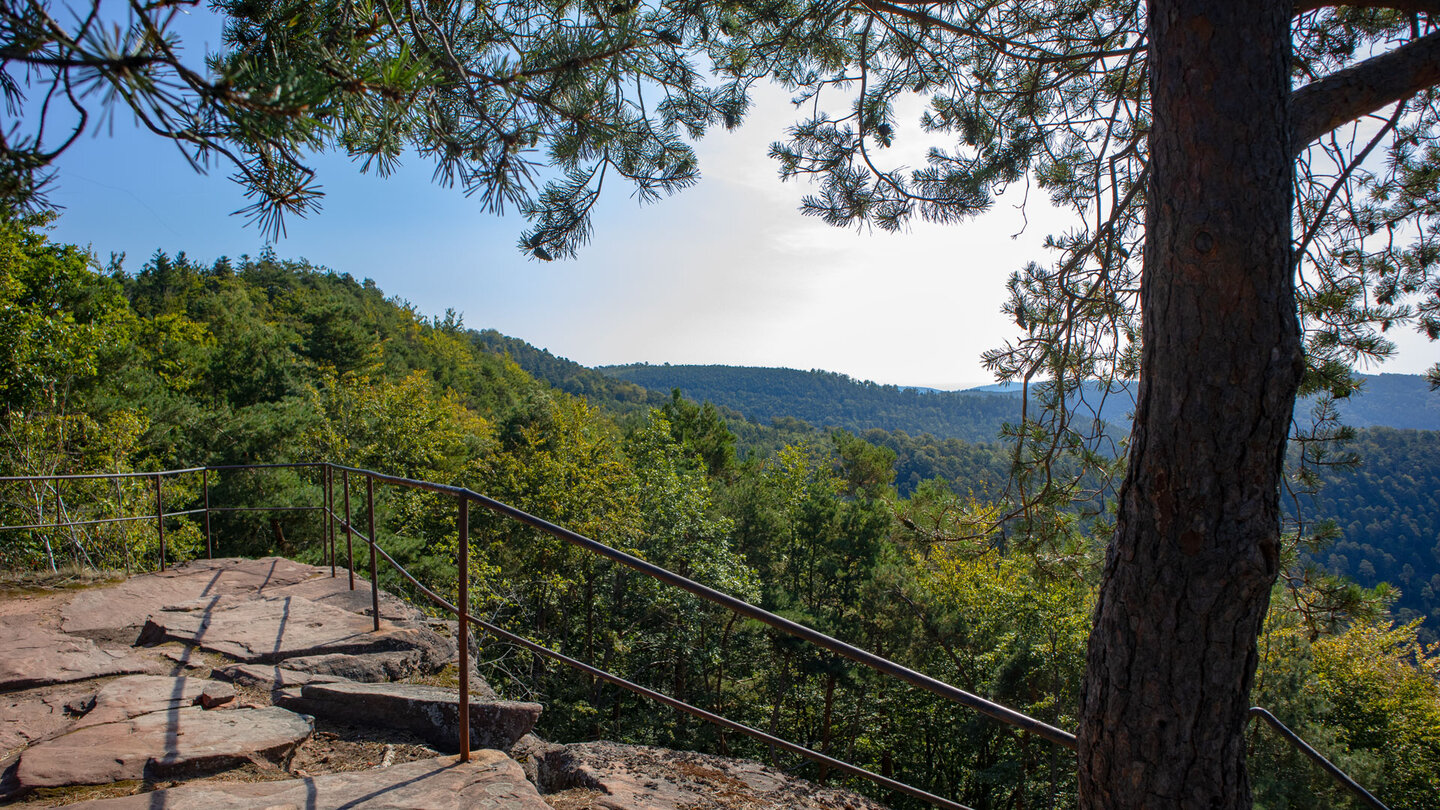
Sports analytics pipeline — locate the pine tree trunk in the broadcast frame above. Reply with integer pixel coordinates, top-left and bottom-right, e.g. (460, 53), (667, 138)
(1077, 3), (1302, 807)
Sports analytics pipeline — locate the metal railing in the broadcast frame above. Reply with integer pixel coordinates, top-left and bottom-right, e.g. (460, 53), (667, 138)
(0, 462), (1392, 810)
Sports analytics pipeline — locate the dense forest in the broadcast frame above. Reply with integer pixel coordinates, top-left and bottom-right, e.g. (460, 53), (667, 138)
(1300, 428), (1440, 642)
(598, 364), (1440, 440)
(592, 362), (1440, 642)
(599, 364), (1035, 444)
(2, 216), (1437, 809)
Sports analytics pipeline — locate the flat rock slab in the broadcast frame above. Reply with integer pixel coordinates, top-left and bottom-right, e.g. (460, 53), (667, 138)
(0, 617), (146, 691)
(14, 706), (312, 790)
(264, 574), (426, 622)
(0, 683), (95, 758)
(62, 558), (322, 637)
(136, 594), (451, 670)
(62, 750), (551, 809)
(278, 649), (446, 683)
(276, 681), (540, 752)
(75, 675), (236, 727)
(212, 663), (346, 690)
(536, 742), (889, 810)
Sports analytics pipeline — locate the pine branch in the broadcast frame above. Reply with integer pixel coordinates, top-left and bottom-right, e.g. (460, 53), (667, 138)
(1294, 0), (1440, 14)
(1290, 28), (1440, 155)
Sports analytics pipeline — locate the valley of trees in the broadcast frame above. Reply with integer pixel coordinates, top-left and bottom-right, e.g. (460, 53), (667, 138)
(2, 217), (1437, 808)
(1303, 428), (1440, 643)
(600, 366), (1440, 440)
(600, 365), (1030, 445)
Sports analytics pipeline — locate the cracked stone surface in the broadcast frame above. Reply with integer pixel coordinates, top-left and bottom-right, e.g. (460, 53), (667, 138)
(276, 681), (538, 752)
(13, 705), (313, 790)
(135, 594), (452, 671)
(61, 558), (321, 638)
(534, 742), (891, 810)
(73, 675), (236, 728)
(263, 573), (427, 623)
(61, 750), (552, 809)
(211, 663), (347, 690)
(0, 618), (146, 691)
(0, 683), (94, 759)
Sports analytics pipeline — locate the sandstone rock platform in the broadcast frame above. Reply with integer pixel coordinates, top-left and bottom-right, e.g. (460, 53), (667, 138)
(60, 750), (553, 809)
(2, 557), (891, 809)
(534, 742), (891, 810)
(0, 619), (147, 692)
(135, 594), (452, 671)
(14, 706), (313, 789)
(60, 558), (319, 639)
(276, 680), (541, 752)
(211, 662), (345, 690)
(73, 675), (236, 728)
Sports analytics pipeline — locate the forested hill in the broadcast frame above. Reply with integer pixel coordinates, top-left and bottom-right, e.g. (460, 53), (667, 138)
(597, 363), (1440, 439)
(471, 330), (667, 415)
(471, 335), (1018, 494)
(1304, 428), (1440, 641)
(598, 364), (1025, 443)
(1327, 374), (1440, 430)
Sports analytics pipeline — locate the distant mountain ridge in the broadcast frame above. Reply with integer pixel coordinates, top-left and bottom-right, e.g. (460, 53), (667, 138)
(597, 364), (1027, 443)
(968, 374), (1440, 432)
(596, 364), (1439, 439)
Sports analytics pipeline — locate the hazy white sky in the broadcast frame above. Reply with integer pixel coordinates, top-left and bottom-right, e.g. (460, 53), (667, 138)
(31, 8), (1437, 390)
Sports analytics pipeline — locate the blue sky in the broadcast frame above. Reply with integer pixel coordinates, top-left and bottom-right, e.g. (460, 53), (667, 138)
(27, 6), (1437, 390)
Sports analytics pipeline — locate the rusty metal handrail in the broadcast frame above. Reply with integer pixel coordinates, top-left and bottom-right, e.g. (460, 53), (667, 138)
(0, 467), (206, 481)
(325, 462), (1079, 749)
(0, 507), (207, 532)
(352, 517), (973, 810)
(1248, 707), (1390, 810)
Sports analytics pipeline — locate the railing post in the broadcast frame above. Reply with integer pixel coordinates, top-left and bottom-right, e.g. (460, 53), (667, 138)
(154, 474), (165, 572)
(53, 479), (59, 532)
(368, 475), (379, 632)
(326, 464), (336, 577)
(203, 468), (212, 559)
(52, 480), (60, 573)
(344, 470), (354, 590)
(457, 494), (470, 763)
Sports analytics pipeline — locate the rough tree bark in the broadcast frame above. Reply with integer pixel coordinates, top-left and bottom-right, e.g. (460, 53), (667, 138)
(1077, 2), (1304, 808)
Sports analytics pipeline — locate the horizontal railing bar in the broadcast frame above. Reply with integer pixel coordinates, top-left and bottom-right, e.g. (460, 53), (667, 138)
(1248, 707), (1389, 810)
(0, 467), (206, 482)
(469, 614), (974, 809)
(207, 505), (325, 514)
(205, 462), (326, 472)
(330, 464), (464, 498)
(361, 531), (972, 810)
(1, 515), (153, 531)
(325, 462), (1077, 751)
(1, 507), (206, 531)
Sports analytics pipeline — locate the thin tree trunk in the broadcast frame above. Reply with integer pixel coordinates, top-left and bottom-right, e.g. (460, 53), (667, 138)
(1077, 2), (1301, 808)
(767, 650), (790, 767)
(817, 669), (836, 784)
